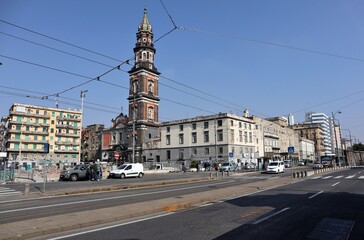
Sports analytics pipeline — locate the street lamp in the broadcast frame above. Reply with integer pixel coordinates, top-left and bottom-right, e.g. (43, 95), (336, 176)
(331, 111), (341, 164)
(79, 90), (88, 163)
(342, 129), (352, 150)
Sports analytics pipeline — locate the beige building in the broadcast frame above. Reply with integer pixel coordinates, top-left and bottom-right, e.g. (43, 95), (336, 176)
(5, 103), (82, 166)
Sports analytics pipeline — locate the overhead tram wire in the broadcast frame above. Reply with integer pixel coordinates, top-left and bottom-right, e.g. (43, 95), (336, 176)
(0, 19), (123, 62)
(0, 85), (123, 112)
(177, 26), (364, 63)
(0, 31), (116, 68)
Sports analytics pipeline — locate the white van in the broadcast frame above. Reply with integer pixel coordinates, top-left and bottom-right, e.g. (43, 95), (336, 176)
(108, 163), (144, 179)
(266, 161), (285, 173)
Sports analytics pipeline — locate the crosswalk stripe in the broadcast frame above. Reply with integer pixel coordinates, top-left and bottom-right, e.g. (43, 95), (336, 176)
(359, 176), (364, 179)
(0, 187), (22, 197)
(322, 176), (333, 179)
(346, 175), (356, 179)
(334, 176), (344, 179)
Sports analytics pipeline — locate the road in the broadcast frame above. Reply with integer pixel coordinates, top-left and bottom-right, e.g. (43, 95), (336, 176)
(0, 170), (282, 224)
(38, 167), (364, 240)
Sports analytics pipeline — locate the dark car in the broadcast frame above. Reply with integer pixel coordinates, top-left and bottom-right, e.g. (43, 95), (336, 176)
(59, 164), (90, 181)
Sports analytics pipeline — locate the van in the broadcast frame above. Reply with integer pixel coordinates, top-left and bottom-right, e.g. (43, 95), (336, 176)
(266, 161), (285, 174)
(108, 163), (144, 179)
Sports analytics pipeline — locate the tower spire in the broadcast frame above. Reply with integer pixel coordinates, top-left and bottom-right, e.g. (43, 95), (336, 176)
(138, 8), (152, 33)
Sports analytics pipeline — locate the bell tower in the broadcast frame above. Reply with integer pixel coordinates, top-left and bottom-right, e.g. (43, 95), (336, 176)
(128, 8), (160, 162)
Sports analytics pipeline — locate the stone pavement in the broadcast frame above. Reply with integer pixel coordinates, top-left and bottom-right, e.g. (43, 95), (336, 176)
(0, 168), (342, 240)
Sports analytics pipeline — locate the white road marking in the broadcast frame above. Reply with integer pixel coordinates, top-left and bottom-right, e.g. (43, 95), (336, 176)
(334, 176), (344, 179)
(331, 182), (340, 187)
(47, 212), (175, 240)
(253, 207), (290, 224)
(309, 191), (324, 199)
(0, 180), (234, 214)
(311, 176), (321, 179)
(346, 175), (356, 179)
(322, 176), (333, 179)
(358, 176), (364, 179)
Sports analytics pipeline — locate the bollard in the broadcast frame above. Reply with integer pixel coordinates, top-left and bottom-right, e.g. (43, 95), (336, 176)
(304, 171), (307, 177)
(24, 183), (30, 197)
(292, 172), (296, 178)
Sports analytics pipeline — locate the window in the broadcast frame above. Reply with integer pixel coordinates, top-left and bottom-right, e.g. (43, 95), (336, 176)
(192, 123), (196, 130)
(167, 127), (170, 133)
(24, 144), (28, 150)
(239, 122), (242, 128)
(179, 125), (183, 131)
(179, 149), (184, 159)
(16, 125), (21, 131)
(167, 150), (171, 160)
(204, 121), (209, 129)
(148, 107), (154, 120)
(217, 120), (222, 127)
(193, 148), (197, 155)
(51, 128), (54, 133)
(218, 147), (223, 154)
(244, 123), (247, 129)
(192, 132), (197, 143)
(244, 132), (248, 143)
(230, 120), (234, 127)
(33, 144), (37, 150)
(217, 130), (223, 141)
(15, 134), (20, 140)
(179, 134), (184, 144)
(148, 81), (154, 93)
(204, 131), (209, 142)
(166, 135), (170, 145)
(43, 119), (47, 124)
(239, 130), (243, 142)
(230, 129), (234, 142)
(249, 132), (252, 143)
(205, 148), (209, 155)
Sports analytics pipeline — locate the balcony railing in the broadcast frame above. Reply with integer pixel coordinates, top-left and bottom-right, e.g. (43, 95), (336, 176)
(56, 116), (81, 122)
(10, 111), (51, 119)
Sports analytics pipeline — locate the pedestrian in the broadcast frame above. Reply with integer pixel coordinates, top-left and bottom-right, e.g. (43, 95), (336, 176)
(182, 163), (186, 173)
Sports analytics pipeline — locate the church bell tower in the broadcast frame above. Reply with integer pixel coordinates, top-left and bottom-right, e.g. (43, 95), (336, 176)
(128, 8), (160, 162)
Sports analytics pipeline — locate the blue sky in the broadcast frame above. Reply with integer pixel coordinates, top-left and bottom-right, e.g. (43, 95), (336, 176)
(1, 0), (363, 143)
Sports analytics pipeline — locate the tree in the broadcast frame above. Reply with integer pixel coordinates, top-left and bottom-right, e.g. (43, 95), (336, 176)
(353, 143), (364, 151)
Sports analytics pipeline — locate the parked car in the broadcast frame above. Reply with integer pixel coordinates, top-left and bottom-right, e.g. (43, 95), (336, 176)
(266, 161), (285, 173)
(59, 164), (90, 181)
(219, 162), (237, 172)
(108, 163), (144, 179)
(284, 160), (292, 168)
(298, 161), (305, 166)
(312, 161), (323, 169)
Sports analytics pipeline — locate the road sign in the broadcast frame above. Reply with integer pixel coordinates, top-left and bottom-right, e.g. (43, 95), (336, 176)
(229, 152), (234, 158)
(115, 152), (119, 158)
(288, 147), (294, 154)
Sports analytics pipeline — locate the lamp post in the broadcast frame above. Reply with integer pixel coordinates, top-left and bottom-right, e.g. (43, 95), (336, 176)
(342, 129), (352, 150)
(331, 111), (341, 165)
(79, 90), (88, 163)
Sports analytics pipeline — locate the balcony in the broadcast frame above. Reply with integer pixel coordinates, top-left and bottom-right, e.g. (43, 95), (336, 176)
(10, 111), (51, 119)
(56, 124), (79, 130)
(56, 141), (77, 146)
(56, 116), (81, 122)
(55, 132), (79, 137)
(54, 149), (79, 153)
(6, 148), (45, 153)
(9, 120), (49, 127)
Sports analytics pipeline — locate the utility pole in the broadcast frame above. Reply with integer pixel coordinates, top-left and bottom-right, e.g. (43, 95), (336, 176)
(331, 111), (341, 165)
(79, 90), (87, 163)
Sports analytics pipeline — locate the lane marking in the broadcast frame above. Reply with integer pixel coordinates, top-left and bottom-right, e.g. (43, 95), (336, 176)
(346, 175), (356, 179)
(252, 207), (290, 224)
(47, 212), (175, 240)
(358, 176), (364, 179)
(334, 176), (344, 179)
(309, 191), (323, 199)
(331, 182), (340, 187)
(322, 176), (333, 179)
(311, 176), (321, 179)
(0, 180), (234, 214)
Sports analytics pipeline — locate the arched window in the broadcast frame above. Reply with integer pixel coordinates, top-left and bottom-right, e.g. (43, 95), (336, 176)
(148, 81), (154, 93)
(148, 107), (154, 120)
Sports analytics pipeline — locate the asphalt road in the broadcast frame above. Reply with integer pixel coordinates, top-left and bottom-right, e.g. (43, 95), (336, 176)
(43, 168), (364, 240)
(0, 170), (285, 224)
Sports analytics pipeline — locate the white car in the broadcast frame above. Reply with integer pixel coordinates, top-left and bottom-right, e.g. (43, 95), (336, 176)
(266, 161), (285, 173)
(108, 163), (144, 179)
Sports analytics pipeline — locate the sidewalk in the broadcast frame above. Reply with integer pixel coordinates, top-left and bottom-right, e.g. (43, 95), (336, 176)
(0, 173), (300, 240)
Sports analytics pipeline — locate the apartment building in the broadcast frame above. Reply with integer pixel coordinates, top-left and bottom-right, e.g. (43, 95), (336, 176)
(5, 103), (82, 165)
(305, 112), (332, 156)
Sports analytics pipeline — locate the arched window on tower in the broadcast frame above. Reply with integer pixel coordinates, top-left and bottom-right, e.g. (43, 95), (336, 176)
(148, 80), (154, 94)
(143, 52), (146, 61)
(133, 81), (138, 93)
(148, 107), (154, 120)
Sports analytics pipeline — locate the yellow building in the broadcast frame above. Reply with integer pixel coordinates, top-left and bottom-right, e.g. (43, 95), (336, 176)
(6, 103), (82, 166)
